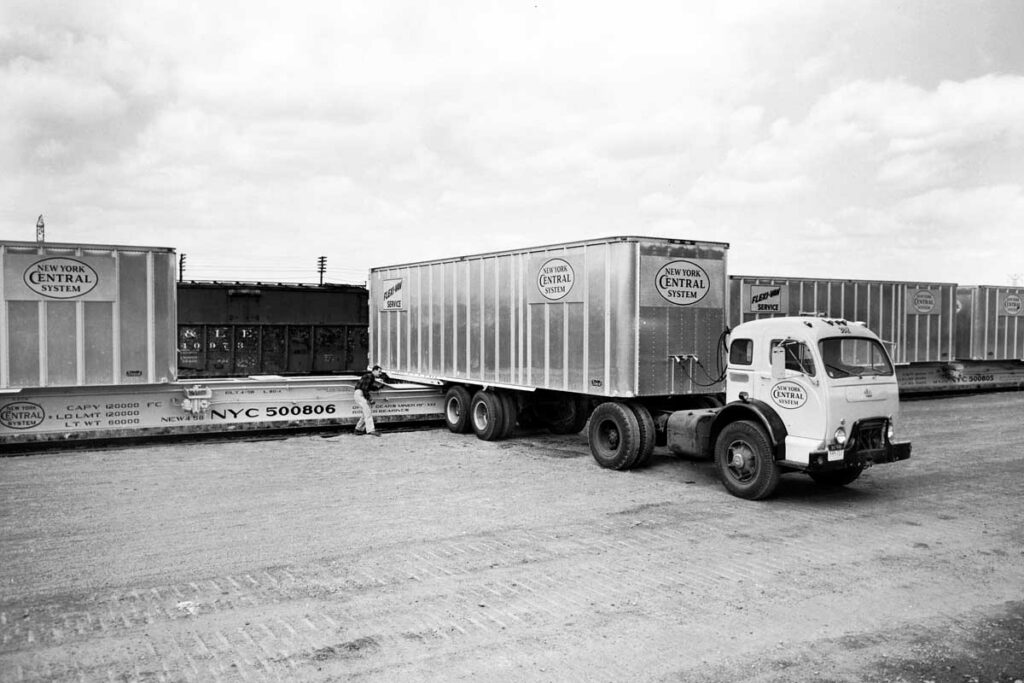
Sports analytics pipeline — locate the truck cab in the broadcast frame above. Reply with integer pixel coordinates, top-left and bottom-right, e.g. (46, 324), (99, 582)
(713, 317), (911, 498)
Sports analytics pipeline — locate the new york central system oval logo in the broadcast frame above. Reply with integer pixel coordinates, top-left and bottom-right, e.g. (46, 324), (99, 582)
(655, 260), (710, 306)
(537, 258), (574, 301)
(0, 401), (46, 430)
(24, 257), (99, 299)
(770, 381), (807, 409)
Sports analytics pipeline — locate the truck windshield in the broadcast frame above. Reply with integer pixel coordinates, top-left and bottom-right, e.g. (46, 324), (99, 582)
(818, 337), (894, 378)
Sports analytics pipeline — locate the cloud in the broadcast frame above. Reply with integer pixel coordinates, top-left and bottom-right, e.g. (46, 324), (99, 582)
(686, 174), (810, 206)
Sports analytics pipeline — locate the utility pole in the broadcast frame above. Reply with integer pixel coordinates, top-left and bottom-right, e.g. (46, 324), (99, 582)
(179, 253), (187, 282)
(36, 215), (45, 243)
(317, 256), (327, 286)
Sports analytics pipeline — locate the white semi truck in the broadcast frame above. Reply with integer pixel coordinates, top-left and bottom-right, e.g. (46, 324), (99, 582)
(369, 236), (910, 500)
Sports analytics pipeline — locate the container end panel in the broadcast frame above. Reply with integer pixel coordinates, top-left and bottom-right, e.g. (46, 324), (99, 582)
(153, 254), (177, 382)
(8, 301), (40, 387)
(84, 302), (114, 384)
(46, 301), (78, 386)
(118, 253), (149, 384)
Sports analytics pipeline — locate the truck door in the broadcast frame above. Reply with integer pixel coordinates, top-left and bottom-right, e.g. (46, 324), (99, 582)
(759, 338), (826, 459)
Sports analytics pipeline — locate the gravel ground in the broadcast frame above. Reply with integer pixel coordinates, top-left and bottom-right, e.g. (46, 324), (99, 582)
(1, 391), (1023, 682)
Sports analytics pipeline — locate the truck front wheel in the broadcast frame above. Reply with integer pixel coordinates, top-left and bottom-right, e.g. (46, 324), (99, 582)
(715, 420), (780, 500)
(588, 402), (641, 470)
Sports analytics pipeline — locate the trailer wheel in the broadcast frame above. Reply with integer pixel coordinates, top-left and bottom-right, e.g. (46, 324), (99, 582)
(588, 402), (642, 470)
(546, 397), (590, 434)
(715, 420), (780, 500)
(809, 466), (864, 487)
(498, 391), (518, 439)
(444, 386), (473, 434)
(628, 402), (657, 468)
(470, 391), (506, 441)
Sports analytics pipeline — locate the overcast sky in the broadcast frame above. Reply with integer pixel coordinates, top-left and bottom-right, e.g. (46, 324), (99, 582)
(2, 0), (1023, 285)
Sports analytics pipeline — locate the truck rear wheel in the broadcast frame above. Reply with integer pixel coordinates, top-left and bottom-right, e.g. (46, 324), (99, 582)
(470, 391), (506, 441)
(628, 402), (656, 468)
(588, 402), (641, 470)
(809, 466), (864, 487)
(715, 420), (780, 500)
(545, 397), (590, 434)
(498, 392), (518, 439)
(444, 386), (473, 433)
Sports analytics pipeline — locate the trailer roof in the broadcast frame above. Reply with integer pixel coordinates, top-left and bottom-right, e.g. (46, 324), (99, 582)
(730, 274), (959, 287)
(0, 240), (176, 253)
(371, 234), (730, 271)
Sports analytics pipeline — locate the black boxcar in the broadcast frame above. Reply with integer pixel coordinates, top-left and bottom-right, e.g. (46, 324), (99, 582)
(177, 282), (369, 378)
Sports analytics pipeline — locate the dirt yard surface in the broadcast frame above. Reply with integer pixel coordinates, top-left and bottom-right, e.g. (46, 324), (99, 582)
(1, 391), (1023, 682)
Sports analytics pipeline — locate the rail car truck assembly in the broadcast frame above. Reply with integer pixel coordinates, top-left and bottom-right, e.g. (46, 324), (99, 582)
(370, 236), (911, 499)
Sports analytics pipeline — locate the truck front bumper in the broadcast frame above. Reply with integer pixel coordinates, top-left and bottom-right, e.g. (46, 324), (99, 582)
(800, 440), (912, 472)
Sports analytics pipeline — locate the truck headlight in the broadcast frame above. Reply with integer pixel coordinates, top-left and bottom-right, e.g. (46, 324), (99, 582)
(834, 426), (847, 446)
(887, 420), (895, 441)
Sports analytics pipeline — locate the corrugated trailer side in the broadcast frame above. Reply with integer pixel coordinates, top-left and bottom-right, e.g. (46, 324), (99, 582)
(728, 276), (957, 364)
(370, 236), (728, 399)
(958, 285), (1024, 360)
(1, 241), (177, 389)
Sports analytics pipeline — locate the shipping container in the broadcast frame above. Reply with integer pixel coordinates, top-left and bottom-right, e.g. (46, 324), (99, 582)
(955, 285), (1024, 361)
(370, 236), (729, 398)
(1, 240), (177, 389)
(728, 276), (958, 364)
(176, 282), (369, 377)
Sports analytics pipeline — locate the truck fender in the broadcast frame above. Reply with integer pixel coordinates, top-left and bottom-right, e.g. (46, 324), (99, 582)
(710, 400), (788, 460)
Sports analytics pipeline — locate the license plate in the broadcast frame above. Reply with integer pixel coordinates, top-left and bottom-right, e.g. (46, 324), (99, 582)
(827, 446), (845, 462)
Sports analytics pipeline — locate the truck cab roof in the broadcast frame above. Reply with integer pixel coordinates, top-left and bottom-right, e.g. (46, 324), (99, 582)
(732, 316), (877, 342)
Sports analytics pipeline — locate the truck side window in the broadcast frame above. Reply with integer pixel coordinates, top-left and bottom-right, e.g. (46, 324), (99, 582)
(729, 339), (753, 365)
(770, 339), (817, 377)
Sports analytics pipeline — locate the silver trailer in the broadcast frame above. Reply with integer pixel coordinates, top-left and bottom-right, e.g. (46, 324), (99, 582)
(728, 276), (958, 365)
(955, 285), (1024, 361)
(1, 241), (178, 389)
(371, 238), (912, 500)
(370, 236), (729, 438)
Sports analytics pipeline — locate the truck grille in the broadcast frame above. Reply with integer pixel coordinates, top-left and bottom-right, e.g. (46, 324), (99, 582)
(851, 419), (886, 450)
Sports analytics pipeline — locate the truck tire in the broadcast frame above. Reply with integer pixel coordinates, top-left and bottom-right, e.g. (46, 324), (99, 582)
(444, 386), (473, 434)
(546, 397), (590, 434)
(471, 391), (506, 441)
(498, 391), (518, 439)
(714, 420), (780, 500)
(588, 402), (642, 470)
(809, 466), (864, 487)
(628, 402), (657, 468)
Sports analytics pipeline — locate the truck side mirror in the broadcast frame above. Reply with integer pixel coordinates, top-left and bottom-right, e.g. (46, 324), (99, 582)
(771, 345), (786, 379)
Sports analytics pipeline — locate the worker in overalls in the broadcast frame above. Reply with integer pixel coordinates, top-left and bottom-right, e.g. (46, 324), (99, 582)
(353, 365), (389, 436)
